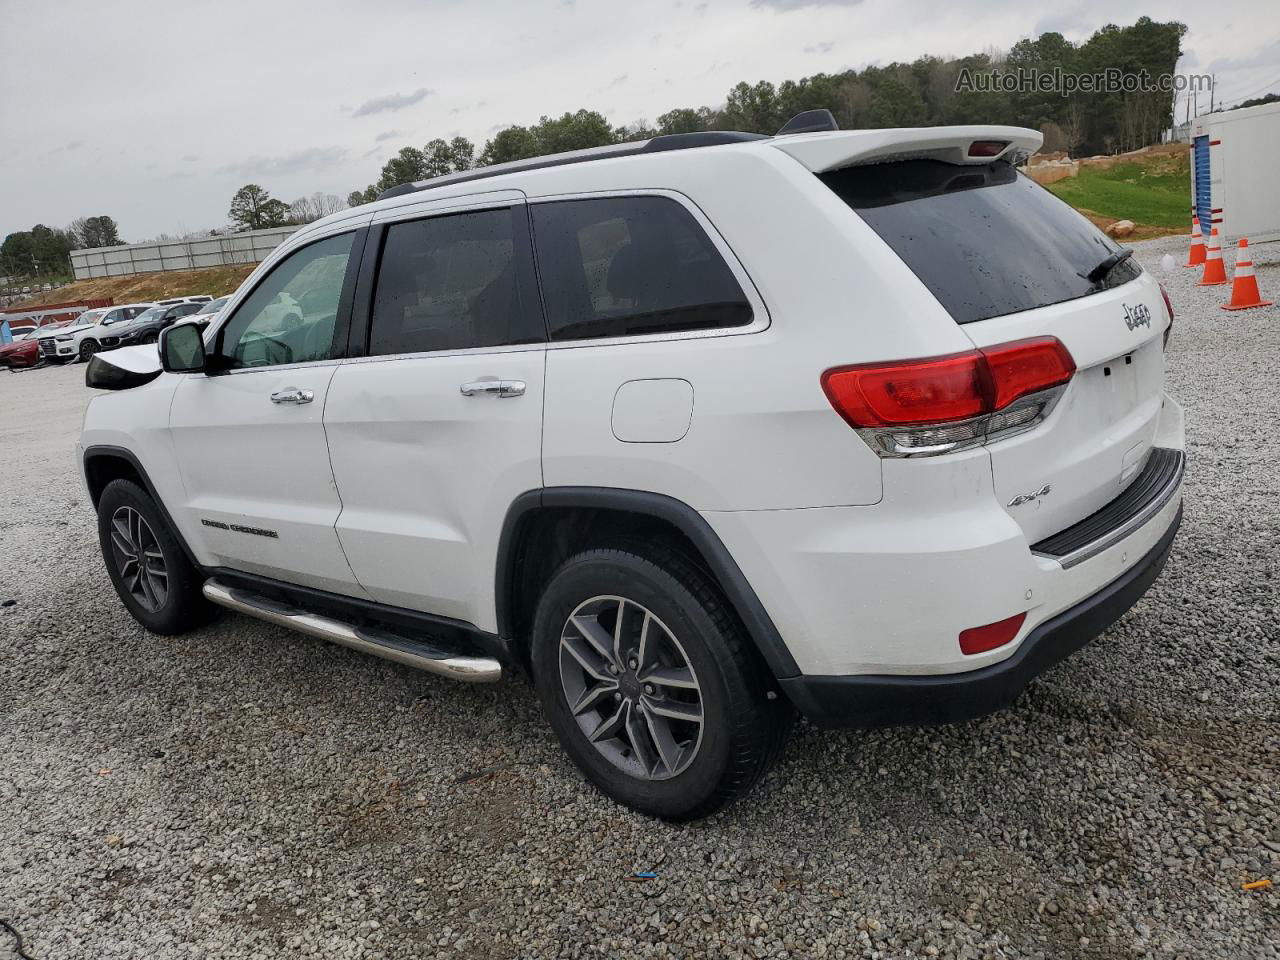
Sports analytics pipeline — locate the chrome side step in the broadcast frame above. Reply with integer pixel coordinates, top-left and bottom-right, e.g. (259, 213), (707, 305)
(202, 579), (502, 683)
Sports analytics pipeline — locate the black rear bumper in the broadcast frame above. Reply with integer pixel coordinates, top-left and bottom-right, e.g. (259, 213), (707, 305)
(779, 503), (1182, 729)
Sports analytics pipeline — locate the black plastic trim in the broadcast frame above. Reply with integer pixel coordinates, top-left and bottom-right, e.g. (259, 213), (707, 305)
(494, 487), (801, 679)
(779, 503), (1183, 728)
(84, 355), (162, 391)
(1033, 448), (1183, 560)
(82, 445), (201, 569)
(206, 567), (512, 664)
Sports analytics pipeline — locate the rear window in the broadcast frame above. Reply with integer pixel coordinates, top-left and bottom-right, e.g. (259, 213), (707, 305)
(819, 160), (1141, 325)
(531, 196), (753, 341)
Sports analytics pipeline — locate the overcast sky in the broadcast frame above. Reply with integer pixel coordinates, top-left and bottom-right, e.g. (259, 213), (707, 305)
(1, 0), (1277, 242)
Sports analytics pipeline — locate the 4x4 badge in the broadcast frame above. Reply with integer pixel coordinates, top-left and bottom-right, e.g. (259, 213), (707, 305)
(1122, 302), (1152, 331)
(1008, 484), (1051, 508)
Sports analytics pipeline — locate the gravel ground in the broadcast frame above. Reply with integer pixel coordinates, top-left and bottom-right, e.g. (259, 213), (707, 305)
(1, 235), (1277, 959)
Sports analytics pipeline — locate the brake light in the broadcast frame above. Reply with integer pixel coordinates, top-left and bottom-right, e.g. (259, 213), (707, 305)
(981, 338), (1077, 410)
(1159, 283), (1174, 347)
(968, 140), (1009, 158)
(822, 337), (1075, 457)
(959, 612), (1026, 655)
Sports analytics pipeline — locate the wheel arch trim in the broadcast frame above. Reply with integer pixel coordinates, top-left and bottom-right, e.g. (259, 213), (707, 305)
(82, 444), (201, 569)
(495, 487), (801, 679)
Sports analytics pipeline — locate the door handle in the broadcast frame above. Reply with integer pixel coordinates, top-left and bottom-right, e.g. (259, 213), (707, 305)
(460, 379), (526, 398)
(270, 387), (314, 404)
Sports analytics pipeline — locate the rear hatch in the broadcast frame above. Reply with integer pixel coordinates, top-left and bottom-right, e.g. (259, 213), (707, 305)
(799, 131), (1169, 544)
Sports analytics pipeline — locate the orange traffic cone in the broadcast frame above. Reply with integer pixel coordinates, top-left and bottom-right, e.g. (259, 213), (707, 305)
(1184, 215), (1206, 267)
(1222, 238), (1274, 311)
(1199, 227), (1228, 286)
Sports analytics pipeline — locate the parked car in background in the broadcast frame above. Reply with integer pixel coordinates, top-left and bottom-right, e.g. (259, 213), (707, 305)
(0, 328), (44, 369)
(52, 303), (156, 362)
(36, 309), (107, 364)
(99, 301), (208, 350)
(189, 296), (229, 326)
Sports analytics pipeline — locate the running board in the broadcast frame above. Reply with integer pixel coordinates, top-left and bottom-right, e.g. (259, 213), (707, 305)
(202, 579), (502, 683)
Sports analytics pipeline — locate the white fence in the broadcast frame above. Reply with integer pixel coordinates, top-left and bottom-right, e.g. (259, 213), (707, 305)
(69, 226), (300, 280)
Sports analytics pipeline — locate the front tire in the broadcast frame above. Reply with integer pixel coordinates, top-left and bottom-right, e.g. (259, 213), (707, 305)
(97, 479), (212, 635)
(530, 546), (793, 820)
(78, 339), (99, 361)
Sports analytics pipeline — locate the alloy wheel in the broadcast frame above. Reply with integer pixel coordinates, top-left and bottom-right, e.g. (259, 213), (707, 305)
(108, 506), (168, 612)
(558, 595), (704, 780)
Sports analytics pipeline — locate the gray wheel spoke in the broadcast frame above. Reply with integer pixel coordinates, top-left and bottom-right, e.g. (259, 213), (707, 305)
(624, 701), (659, 776)
(588, 701), (627, 743)
(571, 679), (618, 716)
(571, 614), (619, 666)
(639, 701), (684, 775)
(562, 633), (614, 683)
(638, 665), (697, 690)
(635, 612), (655, 671)
(642, 695), (702, 724)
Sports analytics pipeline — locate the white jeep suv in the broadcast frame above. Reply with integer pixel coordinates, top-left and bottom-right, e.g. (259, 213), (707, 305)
(78, 115), (1184, 819)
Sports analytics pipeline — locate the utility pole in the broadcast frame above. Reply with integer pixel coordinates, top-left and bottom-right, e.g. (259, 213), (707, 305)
(1209, 74), (1215, 113)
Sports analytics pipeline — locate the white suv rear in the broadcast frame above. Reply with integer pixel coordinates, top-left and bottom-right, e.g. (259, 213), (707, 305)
(79, 117), (1183, 818)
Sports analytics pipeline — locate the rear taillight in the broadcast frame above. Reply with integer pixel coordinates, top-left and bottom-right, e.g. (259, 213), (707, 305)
(959, 612), (1026, 655)
(1159, 284), (1174, 348)
(822, 337), (1075, 457)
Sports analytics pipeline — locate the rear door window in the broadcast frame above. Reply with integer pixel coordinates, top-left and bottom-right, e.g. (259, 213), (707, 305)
(819, 160), (1141, 324)
(368, 206), (543, 356)
(530, 196), (753, 341)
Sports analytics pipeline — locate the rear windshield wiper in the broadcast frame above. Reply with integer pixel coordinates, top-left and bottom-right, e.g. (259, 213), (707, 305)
(1082, 247), (1134, 285)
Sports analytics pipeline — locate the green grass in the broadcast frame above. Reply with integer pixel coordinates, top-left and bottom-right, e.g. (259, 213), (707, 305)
(1048, 152), (1190, 229)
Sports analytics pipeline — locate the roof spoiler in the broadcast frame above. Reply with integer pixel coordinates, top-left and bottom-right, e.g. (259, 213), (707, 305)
(770, 125), (1043, 172)
(777, 109), (839, 135)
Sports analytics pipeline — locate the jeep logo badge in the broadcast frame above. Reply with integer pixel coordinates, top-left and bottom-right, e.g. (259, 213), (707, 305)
(1122, 303), (1152, 331)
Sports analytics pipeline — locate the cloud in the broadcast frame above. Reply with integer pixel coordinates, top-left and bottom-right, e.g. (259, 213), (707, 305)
(751, 0), (862, 8)
(804, 41), (836, 54)
(180, 153), (199, 162)
(217, 146), (349, 178)
(609, 74), (628, 88)
(375, 129), (401, 142)
(351, 87), (433, 118)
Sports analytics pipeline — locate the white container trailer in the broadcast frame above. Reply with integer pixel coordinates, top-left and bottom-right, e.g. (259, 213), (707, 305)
(1190, 100), (1280, 244)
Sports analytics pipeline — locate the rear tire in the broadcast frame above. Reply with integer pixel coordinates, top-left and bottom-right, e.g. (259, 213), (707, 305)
(530, 545), (793, 820)
(97, 479), (213, 635)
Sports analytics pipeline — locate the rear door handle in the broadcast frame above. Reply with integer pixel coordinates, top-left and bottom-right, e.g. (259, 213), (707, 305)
(270, 387), (314, 404)
(460, 379), (526, 398)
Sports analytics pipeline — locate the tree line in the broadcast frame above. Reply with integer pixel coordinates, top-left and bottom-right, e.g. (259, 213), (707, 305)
(347, 17), (1185, 204)
(1, 216), (122, 280)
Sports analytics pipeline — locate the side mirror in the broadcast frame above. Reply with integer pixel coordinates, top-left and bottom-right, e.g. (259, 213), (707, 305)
(160, 322), (207, 373)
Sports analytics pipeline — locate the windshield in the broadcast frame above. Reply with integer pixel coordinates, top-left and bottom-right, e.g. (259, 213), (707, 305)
(818, 159), (1142, 324)
(196, 297), (228, 315)
(134, 306), (167, 323)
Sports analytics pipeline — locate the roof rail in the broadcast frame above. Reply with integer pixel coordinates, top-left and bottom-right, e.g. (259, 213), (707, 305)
(375, 130), (770, 202)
